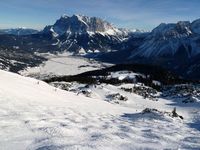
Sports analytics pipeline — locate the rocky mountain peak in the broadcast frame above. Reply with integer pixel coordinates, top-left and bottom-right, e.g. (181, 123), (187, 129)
(43, 14), (117, 36)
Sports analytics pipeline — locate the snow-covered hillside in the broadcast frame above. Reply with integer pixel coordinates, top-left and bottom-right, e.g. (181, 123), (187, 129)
(1, 69), (200, 149)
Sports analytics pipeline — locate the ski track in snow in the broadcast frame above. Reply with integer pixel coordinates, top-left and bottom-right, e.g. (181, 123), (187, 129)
(1, 70), (200, 149)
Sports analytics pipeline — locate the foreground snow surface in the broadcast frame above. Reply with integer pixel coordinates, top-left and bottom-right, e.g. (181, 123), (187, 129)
(0, 70), (200, 150)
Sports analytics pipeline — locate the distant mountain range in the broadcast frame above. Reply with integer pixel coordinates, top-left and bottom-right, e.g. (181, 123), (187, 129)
(0, 14), (200, 79)
(0, 28), (38, 35)
(0, 15), (137, 53)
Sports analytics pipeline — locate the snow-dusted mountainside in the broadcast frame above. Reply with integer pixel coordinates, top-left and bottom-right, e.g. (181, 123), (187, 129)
(0, 28), (38, 35)
(130, 20), (200, 58)
(127, 19), (200, 79)
(1, 69), (200, 149)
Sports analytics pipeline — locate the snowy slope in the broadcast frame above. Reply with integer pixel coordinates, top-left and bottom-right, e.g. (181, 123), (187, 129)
(0, 70), (200, 149)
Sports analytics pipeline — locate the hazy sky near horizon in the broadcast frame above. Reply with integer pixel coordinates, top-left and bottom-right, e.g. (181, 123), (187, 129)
(0, 0), (199, 30)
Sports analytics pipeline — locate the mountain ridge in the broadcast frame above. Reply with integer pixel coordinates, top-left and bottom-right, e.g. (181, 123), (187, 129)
(0, 28), (38, 35)
(0, 14), (200, 79)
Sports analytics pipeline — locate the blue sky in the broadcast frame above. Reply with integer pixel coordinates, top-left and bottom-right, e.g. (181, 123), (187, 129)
(0, 0), (199, 30)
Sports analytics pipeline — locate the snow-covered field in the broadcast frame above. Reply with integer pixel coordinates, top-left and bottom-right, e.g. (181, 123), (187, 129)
(1, 69), (200, 149)
(20, 53), (112, 78)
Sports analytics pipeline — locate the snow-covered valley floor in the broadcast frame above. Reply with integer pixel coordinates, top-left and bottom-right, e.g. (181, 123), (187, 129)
(20, 53), (112, 78)
(1, 70), (200, 150)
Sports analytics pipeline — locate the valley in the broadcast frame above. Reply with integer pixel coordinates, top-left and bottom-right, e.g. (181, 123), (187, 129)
(20, 52), (112, 79)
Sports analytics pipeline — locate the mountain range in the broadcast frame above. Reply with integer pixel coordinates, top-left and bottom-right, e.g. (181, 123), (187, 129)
(129, 20), (200, 79)
(0, 14), (200, 79)
(0, 28), (38, 35)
